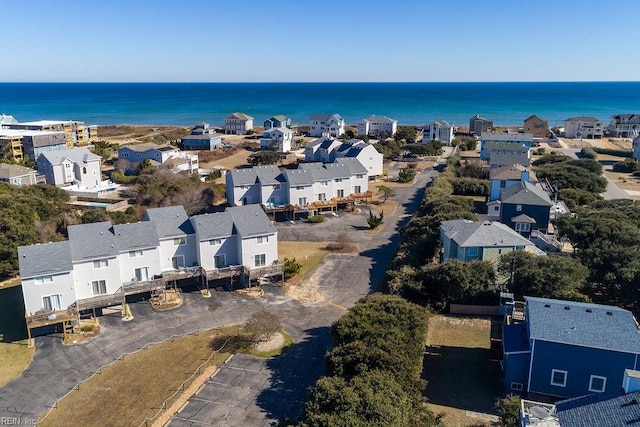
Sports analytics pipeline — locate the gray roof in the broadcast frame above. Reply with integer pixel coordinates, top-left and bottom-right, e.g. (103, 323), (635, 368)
(18, 241), (73, 278)
(226, 112), (253, 120)
(360, 115), (397, 124)
(284, 169), (314, 186)
(441, 220), (535, 248)
(470, 114), (492, 122)
(39, 147), (101, 166)
(228, 168), (258, 186)
(525, 296), (640, 354)
(565, 116), (602, 123)
(510, 214), (537, 224)
(268, 115), (289, 122)
(500, 181), (553, 206)
(255, 165), (284, 185)
(144, 206), (195, 238)
(309, 113), (342, 122)
(298, 163), (334, 180)
(556, 389), (640, 426)
(481, 132), (534, 142)
(333, 158), (368, 175)
(0, 163), (37, 179)
(190, 212), (235, 240)
(112, 222), (160, 251)
(67, 221), (119, 262)
(226, 205), (277, 238)
(490, 164), (527, 180)
(426, 119), (453, 127)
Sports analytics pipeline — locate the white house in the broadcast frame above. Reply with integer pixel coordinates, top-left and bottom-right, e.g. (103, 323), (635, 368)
(564, 117), (604, 139)
(608, 114), (640, 137)
(18, 204), (280, 320)
(357, 115), (397, 137)
(309, 114), (345, 137)
(37, 147), (102, 189)
(224, 112), (254, 135)
(633, 134), (640, 161)
(305, 138), (383, 179)
(423, 120), (454, 146)
(260, 127), (293, 153)
(118, 144), (198, 173)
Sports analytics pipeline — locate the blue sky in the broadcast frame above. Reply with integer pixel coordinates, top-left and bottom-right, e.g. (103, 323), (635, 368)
(2, 0), (638, 82)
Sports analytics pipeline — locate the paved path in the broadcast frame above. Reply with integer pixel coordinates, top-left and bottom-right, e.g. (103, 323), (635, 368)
(0, 166), (437, 425)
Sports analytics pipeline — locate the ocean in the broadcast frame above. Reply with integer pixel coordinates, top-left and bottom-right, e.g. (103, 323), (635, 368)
(1, 82), (639, 127)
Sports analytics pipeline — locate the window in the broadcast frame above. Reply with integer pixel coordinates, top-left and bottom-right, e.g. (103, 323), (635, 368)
(318, 193), (326, 201)
(337, 189), (344, 198)
(356, 174), (364, 179)
(173, 237), (186, 246)
(254, 254), (266, 267)
(296, 186), (304, 190)
(354, 186), (361, 194)
(515, 223), (531, 233)
(468, 247), (479, 257)
(129, 250), (143, 258)
(511, 382), (523, 391)
(500, 180), (506, 188)
(273, 184), (280, 190)
(209, 238), (222, 245)
(42, 294), (61, 311)
(135, 267), (149, 282)
(516, 204), (523, 212)
(91, 280), (107, 295)
(35, 275), (53, 285)
(214, 254), (226, 268)
(298, 197), (307, 205)
(589, 375), (606, 393)
(172, 256), (185, 269)
(93, 259), (108, 268)
(551, 369), (567, 387)
(257, 235), (269, 244)
(335, 178), (343, 183)
(82, 167), (87, 174)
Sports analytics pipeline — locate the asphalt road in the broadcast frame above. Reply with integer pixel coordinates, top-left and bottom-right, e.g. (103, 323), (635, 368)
(0, 165), (438, 425)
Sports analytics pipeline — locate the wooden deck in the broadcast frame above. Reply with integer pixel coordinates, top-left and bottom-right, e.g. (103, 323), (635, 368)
(26, 308), (78, 330)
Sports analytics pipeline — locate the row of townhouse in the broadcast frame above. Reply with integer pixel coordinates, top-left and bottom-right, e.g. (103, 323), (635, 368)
(225, 160), (369, 208)
(304, 138), (383, 178)
(480, 132), (534, 168)
(18, 204), (279, 321)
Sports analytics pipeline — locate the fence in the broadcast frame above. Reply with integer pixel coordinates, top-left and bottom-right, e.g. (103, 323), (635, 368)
(449, 304), (499, 316)
(37, 327), (233, 426)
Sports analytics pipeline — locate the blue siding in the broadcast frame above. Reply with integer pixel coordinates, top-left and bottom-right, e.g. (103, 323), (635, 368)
(504, 352), (530, 394)
(500, 203), (550, 232)
(529, 340), (638, 398)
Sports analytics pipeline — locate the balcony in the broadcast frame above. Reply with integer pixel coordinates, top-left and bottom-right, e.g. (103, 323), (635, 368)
(26, 307), (78, 329)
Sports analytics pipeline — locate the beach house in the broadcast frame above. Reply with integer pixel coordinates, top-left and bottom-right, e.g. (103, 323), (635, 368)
(263, 115), (291, 130)
(224, 112), (254, 135)
(6, 120), (97, 147)
(37, 147), (102, 189)
(502, 296), (640, 400)
(309, 114), (345, 137)
(423, 120), (454, 146)
(260, 127), (293, 153)
(499, 181), (553, 237)
(18, 204), (282, 335)
(0, 164), (40, 186)
(181, 122), (224, 151)
(523, 115), (550, 138)
(118, 143), (199, 173)
(564, 117), (604, 139)
(469, 114), (493, 135)
(608, 114), (640, 137)
(305, 138), (383, 179)
(357, 115), (397, 137)
(488, 164), (537, 202)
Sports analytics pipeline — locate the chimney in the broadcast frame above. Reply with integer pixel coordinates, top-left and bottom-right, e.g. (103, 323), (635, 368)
(623, 370), (640, 394)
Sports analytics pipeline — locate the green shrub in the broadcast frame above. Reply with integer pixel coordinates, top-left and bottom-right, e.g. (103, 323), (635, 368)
(80, 324), (96, 333)
(398, 167), (416, 183)
(580, 147), (598, 159)
(495, 395), (521, 427)
(613, 158), (640, 173)
(283, 257), (302, 280)
(367, 210), (384, 229)
(592, 147), (633, 157)
(307, 215), (325, 223)
(451, 178), (489, 196)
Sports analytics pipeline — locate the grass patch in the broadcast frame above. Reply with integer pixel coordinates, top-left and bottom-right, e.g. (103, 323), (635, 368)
(424, 315), (502, 427)
(0, 286), (34, 388)
(279, 241), (329, 283)
(38, 327), (237, 427)
(0, 276), (22, 289)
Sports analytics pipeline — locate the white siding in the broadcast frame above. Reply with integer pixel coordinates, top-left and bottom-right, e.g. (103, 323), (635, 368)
(73, 257), (122, 300)
(157, 236), (198, 271)
(239, 233), (278, 268)
(117, 247), (162, 285)
(21, 272), (76, 315)
(197, 236), (238, 271)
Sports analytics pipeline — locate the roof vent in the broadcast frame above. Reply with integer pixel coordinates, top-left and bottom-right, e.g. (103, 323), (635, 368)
(564, 306), (570, 310)
(607, 311), (613, 315)
(586, 309), (592, 313)
(544, 304), (551, 308)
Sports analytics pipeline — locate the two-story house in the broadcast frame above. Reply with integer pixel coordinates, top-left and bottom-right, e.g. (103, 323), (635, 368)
(608, 114), (640, 137)
(263, 115), (291, 130)
(564, 117), (604, 139)
(224, 112), (254, 135)
(423, 120), (454, 146)
(499, 181), (553, 237)
(440, 220), (538, 263)
(469, 114), (493, 136)
(37, 147), (102, 189)
(309, 114), (345, 137)
(118, 144), (198, 173)
(524, 115), (550, 138)
(480, 132), (534, 160)
(260, 127), (293, 153)
(488, 164), (537, 202)
(357, 115), (397, 137)
(181, 122), (224, 151)
(502, 296), (640, 400)
(0, 164), (39, 186)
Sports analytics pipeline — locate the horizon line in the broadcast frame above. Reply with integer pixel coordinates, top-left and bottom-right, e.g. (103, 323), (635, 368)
(2, 80), (640, 84)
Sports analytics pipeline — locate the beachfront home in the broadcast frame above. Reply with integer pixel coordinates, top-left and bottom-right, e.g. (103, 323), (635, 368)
(309, 114), (345, 137)
(0, 128), (68, 161)
(608, 114), (640, 137)
(6, 120), (97, 147)
(480, 132), (534, 159)
(502, 296), (640, 400)
(224, 112), (254, 135)
(469, 114), (493, 135)
(37, 147), (102, 189)
(0, 164), (40, 186)
(499, 181), (553, 237)
(0, 114), (18, 126)
(523, 115), (550, 138)
(260, 127), (293, 153)
(440, 220), (538, 263)
(19, 204), (282, 333)
(423, 120), (454, 146)
(263, 115), (291, 130)
(357, 115), (397, 137)
(487, 143), (532, 169)
(0, 133), (25, 161)
(564, 117), (604, 139)
(181, 122), (224, 150)
(305, 138), (383, 179)
(225, 160), (369, 208)
(118, 143), (198, 173)
(488, 164), (537, 201)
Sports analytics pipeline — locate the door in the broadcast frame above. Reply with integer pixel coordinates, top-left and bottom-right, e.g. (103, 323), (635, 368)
(172, 256), (185, 269)
(43, 294), (61, 311)
(135, 267), (149, 282)
(214, 254), (226, 269)
(337, 189), (344, 198)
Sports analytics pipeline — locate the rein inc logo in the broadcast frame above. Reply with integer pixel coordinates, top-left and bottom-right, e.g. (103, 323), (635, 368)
(0, 418), (36, 425)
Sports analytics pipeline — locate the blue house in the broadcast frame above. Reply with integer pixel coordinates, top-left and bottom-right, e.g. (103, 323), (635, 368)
(503, 297), (640, 400)
(488, 164), (536, 202)
(263, 115), (291, 130)
(499, 181), (552, 237)
(480, 132), (534, 160)
(181, 122), (223, 150)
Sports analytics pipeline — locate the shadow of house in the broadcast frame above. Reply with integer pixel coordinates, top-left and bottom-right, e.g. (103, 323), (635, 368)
(0, 286), (29, 342)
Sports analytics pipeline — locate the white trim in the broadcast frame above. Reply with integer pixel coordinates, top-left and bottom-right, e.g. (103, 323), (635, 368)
(173, 236), (187, 246)
(171, 255), (185, 269)
(504, 350), (531, 355)
(551, 369), (567, 387)
(527, 339), (535, 393)
(589, 375), (607, 393)
(635, 354), (638, 370)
